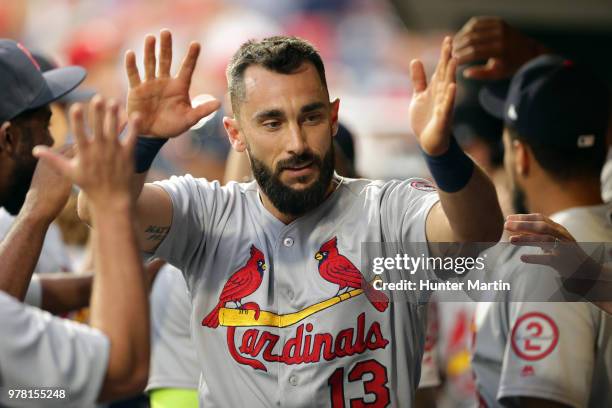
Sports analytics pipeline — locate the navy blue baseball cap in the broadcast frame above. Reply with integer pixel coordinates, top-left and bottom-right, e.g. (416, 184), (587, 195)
(0, 39), (86, 123)
(479, 55), (610, 151)
(31, 52), (95, 104)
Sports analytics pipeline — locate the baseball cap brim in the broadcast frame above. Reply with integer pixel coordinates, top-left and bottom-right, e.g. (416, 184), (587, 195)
(59, 87), (96, 104)
(27, 66), (86, 110)
(478, 81), (510, 120)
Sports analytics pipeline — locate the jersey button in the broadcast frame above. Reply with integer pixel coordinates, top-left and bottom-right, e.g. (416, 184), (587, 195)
(283, 237), (294, 247)
(289, 375), (298, 386)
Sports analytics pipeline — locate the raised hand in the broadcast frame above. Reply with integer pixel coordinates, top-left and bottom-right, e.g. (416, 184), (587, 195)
(125, 29), (220, 138)
(409, 36), (457, 156)
(453, 16), (548, 80)
(33, 96), (139, 210)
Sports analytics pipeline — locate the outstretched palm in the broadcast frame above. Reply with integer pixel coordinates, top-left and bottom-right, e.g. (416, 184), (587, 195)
(126, 30), (220, 138)
(408, 37), (457, 156)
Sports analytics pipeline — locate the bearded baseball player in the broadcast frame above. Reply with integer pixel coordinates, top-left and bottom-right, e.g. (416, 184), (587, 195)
(79, 30), (503, 406)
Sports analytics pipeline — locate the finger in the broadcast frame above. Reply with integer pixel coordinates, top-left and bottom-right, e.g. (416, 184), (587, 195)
(520, 253), (555, 266)
(177, 41), (201, 85)
(509, 234), (558, 251)
(445, 57), (457, 85)
(509, 234), (556, 244)
(69, 103), (88, 149)
(103, 99), (119, 143)
(410, 59), (427, 93)
(453, 29), (501, 52)
(440, 82), (456, 124)
(506, 213), (545, 222)
(462, 16), (502, 33)
(454, 44), (502, 64)
(434, 36), (451, 82)
(32, 146), (73, 177)
(185, 99), (221, 128)
(144, 34), (157, 81)
(124, 50), (141, 88)
(462, 64), (505, 80)
(158, 29), (172, 77)
(505, 220), (551, 234)
(90, 95), (106, 143)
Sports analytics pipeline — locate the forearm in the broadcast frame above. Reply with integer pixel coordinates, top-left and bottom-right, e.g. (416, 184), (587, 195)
(40, 274), (93, 314)
(0, 212), (52, 300)
(438, 164), (503, 243)
(90, 203), (148, 388)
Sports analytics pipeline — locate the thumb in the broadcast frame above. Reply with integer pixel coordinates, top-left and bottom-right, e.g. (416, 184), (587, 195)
(32, 146), (73, 179)
(186, 98), (221, 127)
(463, 59), (506, 80)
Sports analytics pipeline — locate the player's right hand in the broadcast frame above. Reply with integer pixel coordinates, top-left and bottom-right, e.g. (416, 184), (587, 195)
(408, 36), (457, 156)
(125, 29), (220, 139)
(32, 96), (139, 211)
(505, 213), (591, 278)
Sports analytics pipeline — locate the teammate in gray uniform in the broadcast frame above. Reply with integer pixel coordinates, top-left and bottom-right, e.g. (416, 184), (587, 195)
(472, 55), (612, 407)
(147, 264), (201, 407)
(0, 39), (150, 406)
(79, 30), (503, 407)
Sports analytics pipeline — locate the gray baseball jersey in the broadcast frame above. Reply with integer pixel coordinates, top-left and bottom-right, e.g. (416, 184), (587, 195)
(0, 208), (73, 274)
(0, 290), (109, 408)
(0, 208), (73, 308)
(147, 264), (200, 392)
(472, 204), (612, 407)
(151, 174), (440, 407)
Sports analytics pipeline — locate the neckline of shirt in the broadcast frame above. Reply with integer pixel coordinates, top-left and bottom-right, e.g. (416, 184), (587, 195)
(251, 173), (345, 231)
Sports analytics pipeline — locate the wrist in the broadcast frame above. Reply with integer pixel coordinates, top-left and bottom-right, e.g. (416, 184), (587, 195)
(20, 195), (58, 225)
(421, 136), (474, 193)
(135, 136), (168, 173)
(89, 196), (134, 218)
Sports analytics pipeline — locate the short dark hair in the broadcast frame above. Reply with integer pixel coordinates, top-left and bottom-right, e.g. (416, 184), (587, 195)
(227, 36), (328, 115)
(507, 126), (607, 182)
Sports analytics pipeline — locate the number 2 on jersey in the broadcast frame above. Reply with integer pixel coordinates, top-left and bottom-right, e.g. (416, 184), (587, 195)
(328, 359), (390, 407)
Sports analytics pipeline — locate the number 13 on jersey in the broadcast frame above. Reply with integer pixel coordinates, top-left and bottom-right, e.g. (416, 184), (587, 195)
(328, 359), (390, 407)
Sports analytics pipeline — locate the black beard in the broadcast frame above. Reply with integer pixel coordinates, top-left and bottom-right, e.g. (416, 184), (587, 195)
(511, 183), (529, 214)
(251, 143), (335, 217)
(2, 162), (36, 215)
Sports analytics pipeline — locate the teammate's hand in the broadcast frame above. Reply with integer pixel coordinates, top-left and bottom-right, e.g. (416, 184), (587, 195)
(408, 36), (457, 156)
(505, 213), (594, 279)
(32, 96), (139, 210)
(453, 16), (548, 80)
(22, 145), (74, 222)
(125, 29), (220, 138)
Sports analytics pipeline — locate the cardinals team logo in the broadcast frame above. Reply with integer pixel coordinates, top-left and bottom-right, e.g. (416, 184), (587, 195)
(201, 239), (390, 372)
(315, 237), (389, 312)
(202, 245), (266, 328)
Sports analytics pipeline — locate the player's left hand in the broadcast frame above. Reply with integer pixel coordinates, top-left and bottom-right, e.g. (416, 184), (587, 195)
(408, 36), (457, 156)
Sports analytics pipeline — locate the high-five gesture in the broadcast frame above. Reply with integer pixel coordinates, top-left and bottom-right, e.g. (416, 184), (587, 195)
(408, 37), (457, 156)
(125, 29), (220, 138)
(33, 96), (139, 209)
